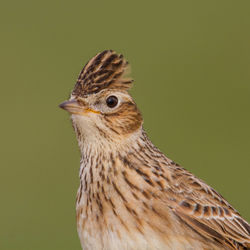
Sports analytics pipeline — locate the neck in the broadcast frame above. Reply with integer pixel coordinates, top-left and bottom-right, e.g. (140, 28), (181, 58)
(75, 127), (175, 235)
(77, 128), (172, 194)
(79, 128), (144, 167)
(78, 125), (145, 158)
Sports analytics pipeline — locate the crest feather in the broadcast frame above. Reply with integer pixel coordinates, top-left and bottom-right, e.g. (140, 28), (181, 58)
(72, 50), (133, 97)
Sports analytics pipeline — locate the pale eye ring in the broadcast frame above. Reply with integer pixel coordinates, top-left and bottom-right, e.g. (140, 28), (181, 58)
(106, 95), (118, 108)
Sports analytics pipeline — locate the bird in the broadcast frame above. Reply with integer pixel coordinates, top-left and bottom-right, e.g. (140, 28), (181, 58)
(59, 50), (250, 250)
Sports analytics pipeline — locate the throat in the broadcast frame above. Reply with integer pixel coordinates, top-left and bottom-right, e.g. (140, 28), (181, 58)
(77, 128), (143, 194)
(76, 128), (171, 201)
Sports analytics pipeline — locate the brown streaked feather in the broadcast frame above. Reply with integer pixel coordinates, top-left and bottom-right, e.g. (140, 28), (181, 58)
(72, 50), (133, 97)
(167, 164), (250, 249)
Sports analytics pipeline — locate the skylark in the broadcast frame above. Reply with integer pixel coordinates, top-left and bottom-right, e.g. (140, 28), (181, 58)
(59, 50), (250, 250)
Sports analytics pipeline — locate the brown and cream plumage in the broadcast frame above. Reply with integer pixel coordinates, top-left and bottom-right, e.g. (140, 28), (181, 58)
(60, 50), (250, 250)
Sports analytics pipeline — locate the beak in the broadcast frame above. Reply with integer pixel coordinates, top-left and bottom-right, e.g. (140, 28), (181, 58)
(59, 99), (100, 115)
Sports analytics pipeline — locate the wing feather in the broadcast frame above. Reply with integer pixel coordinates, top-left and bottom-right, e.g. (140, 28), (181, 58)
(167, 166), (250, 249)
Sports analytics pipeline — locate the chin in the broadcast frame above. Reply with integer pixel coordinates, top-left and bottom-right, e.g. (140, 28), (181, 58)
(71, 114), (97, 140)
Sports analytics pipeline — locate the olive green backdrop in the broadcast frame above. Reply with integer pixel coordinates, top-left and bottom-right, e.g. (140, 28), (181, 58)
(1, 0), (249, 249)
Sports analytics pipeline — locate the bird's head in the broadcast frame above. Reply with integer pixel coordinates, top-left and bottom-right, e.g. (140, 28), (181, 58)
(59, 50), (143, 144)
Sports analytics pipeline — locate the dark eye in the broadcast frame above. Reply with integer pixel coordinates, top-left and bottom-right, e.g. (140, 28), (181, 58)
(106, 95), (118, 108)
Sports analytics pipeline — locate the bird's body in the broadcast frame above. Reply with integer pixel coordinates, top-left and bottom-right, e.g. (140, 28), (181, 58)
(60, 50), (250, 250)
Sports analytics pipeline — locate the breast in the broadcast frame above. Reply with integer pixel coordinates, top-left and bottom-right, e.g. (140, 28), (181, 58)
(75, 157), (228, 250)
(77, 218), (222, 250)
(76, 194), (224, 250)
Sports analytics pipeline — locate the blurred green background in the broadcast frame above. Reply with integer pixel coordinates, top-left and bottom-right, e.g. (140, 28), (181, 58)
(1, 0), (249, 249)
